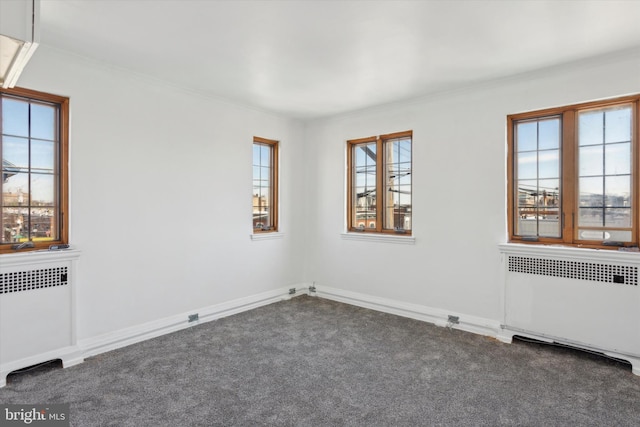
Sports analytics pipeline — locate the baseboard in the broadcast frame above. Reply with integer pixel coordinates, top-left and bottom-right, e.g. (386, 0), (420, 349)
(315, 286), (502, 339)
(79, 285), (309, 359)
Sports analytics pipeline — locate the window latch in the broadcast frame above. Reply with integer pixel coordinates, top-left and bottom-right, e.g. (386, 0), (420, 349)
(12, 241), (35, 250)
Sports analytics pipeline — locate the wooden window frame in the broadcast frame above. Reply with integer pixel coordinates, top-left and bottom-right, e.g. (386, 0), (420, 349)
(0, 87), (69, 255)
(347, 130), (412, 235)
(507, 94), (640, 249)
(252, 136), (278, 233)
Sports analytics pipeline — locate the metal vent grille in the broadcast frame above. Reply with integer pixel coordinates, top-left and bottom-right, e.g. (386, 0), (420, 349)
(0, 267), (69, 294)
(508, 255), (637, 286)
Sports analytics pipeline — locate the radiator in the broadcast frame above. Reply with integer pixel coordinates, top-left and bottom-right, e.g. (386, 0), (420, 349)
(0, 250), (82, 387)
(500, 244), (640, 374)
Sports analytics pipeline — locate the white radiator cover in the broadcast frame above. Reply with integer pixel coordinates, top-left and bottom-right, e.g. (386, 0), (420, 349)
(499, 244), (640, 374)
(0, 249), (82, 387)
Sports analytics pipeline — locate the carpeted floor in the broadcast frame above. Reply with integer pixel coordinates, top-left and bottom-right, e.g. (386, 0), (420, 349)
(1, 295), (639, 426)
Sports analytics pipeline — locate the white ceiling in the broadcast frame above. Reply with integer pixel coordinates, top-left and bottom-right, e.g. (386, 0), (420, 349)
(38, 0), (640, 119)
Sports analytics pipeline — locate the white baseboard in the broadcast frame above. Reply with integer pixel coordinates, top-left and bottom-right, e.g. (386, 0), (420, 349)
(315, 286), (502, 339)
(80, 285), (310, 358)
(1, 285), (311, 388)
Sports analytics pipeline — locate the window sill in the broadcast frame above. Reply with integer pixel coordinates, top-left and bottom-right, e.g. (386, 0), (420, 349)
(0, 248), (82, 266)
(498, 242), (640, 264)
(341, 232), (415, 245)
(250, 232), (285, 241)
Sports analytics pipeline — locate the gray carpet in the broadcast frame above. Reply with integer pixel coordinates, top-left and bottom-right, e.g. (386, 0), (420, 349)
(1, 295), (639, 426)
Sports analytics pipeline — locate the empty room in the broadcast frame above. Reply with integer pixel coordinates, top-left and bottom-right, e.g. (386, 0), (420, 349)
(1, 0), (640, 425)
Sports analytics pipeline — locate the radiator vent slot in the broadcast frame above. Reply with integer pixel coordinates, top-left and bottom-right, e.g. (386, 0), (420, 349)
(508, 255), (637, 286)
(0, 267), (69, 294)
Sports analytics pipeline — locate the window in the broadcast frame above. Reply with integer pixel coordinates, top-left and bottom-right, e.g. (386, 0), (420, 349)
(347, 130), (412, 234)
(508, 95), (639, 248)
(252, 136), (278, 232)
(1, 87), (69, 254)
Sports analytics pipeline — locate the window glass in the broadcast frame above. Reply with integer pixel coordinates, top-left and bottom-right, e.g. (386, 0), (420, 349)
(514, 117), (561, 238)
(577, 105), (633, 242)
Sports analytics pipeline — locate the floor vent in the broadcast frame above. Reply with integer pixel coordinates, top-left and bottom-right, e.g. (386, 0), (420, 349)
(0, 267), (69, 294)
(508, 255), (637, 286)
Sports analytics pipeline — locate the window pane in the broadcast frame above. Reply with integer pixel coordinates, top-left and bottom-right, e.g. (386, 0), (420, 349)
(30, 103), (56, 141)
(579, 145), (603, 176)
(1, 172), (29, 204)
(605, 208), (631, 228)
(576, 104), (633, 242)
(517, 151), (537, 180)
(31, 173), (56, 206)
(579, 111), (603, 146)
(1, 97), (29, 137)
(30, 207), (56, 240)
(2, 136), (29, 172)
(605, 142), (631, 175)
(353, 142), (378, 230)
(355, 201), (376, 228)
(605, 106), (631, 143)
(398, 190), (411, 206)
(538, 149), (559, 179)
(516, 216), (537, 237)
(2, 207), (29, 243)
(517, 180), (539, 210)
(516, 121), (537, 152)
(384, 137), (411, 230)
(538, 118), (560, 150)
(398, 170), (411, 186)
(355, 167), (367, 187)
(258, 188), (269, 201)
(513, 117), (561, 238)
(260, 144), (270, 165)
(538, 179), (559, 206)
(579, 177), (603, 207)
(31, 139), (56, 172)
(579, 208), (604, 227)
(603, 230), (632, 242)
(356, 143), (376, 166)
(605, 175), (630, 207)
(397, 139), (411, 163)
(260, 165), (270, 181)
(538, 217), (560, 241)
(254, 213), (269, 229)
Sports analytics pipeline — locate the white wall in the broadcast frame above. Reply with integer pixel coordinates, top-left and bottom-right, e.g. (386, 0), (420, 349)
(12, 44), (640, 348)
(303, 48), (640, 323)
(17, 46), (307, 340)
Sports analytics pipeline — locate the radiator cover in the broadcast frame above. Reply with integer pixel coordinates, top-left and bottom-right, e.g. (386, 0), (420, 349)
(0, 250), (82, 387)
(500, 244), (640, 366)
